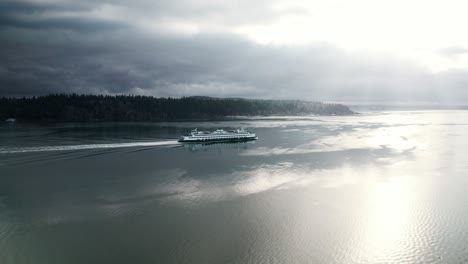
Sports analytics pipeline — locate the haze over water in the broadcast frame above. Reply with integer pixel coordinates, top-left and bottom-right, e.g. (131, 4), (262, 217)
(1, 110), (468, 263)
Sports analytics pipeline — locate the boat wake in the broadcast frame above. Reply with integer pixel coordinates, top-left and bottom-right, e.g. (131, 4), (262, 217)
(0, 140), (180, 154)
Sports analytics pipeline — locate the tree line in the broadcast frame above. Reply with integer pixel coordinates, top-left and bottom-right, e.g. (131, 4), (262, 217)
(0, 94), (354, 122)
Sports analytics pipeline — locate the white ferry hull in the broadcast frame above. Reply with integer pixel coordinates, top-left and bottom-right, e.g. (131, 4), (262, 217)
(178, 128), (258, 143)
(179, 135), (258, 143)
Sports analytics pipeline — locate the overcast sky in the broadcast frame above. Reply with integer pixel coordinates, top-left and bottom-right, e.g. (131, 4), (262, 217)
(1, 0), (468, 104)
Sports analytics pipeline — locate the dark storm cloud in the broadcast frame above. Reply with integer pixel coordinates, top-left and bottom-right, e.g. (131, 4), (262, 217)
(0, 0), (467, 104)
(0, 1), (87, 14)
(0, 0), (303, 29)
(0, 1), (124, 32)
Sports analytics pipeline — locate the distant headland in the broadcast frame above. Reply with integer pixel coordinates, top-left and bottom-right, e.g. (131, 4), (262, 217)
(0, 94), (354, 122)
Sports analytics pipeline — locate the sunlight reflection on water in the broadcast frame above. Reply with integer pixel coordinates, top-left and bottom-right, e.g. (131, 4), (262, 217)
(1, 111), (468, 263)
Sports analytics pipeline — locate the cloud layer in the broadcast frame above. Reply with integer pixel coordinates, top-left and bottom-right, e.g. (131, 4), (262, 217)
(1, 0), (468, 104)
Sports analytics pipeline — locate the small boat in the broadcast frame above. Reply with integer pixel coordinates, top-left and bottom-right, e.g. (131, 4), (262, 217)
(5, 118), (16, 122)
(179, 128), (258, 143)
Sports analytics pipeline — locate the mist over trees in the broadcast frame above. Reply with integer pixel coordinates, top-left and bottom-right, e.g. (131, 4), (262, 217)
(0, 94), (354, 122)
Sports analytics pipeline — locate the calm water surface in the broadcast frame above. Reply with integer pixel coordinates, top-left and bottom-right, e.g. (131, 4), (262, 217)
(1, 111), (468, 263)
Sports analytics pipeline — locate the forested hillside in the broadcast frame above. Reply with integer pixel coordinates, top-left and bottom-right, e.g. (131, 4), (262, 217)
(0, 94), (354, 122)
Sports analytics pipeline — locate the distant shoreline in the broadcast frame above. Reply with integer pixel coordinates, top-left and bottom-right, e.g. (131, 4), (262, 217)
(0, 94), (355, 122)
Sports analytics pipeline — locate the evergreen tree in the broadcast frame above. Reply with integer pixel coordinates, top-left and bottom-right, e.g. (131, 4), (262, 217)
(0, 94), (354, 122)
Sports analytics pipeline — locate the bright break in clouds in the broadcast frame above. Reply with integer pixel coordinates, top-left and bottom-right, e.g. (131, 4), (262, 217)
(1, 0), (468, 104)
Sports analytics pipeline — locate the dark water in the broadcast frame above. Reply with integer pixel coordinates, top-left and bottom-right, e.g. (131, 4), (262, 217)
(1, 111), (468, 264)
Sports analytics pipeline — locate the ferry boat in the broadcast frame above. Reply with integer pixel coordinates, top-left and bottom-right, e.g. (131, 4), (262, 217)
(179, 128), (258, 143)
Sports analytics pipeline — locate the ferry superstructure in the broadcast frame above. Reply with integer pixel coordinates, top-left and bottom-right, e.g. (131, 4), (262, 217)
(179, 128), (257, 143)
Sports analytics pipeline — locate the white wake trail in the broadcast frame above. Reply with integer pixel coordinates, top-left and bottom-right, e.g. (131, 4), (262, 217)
(0, 141), (180, 154)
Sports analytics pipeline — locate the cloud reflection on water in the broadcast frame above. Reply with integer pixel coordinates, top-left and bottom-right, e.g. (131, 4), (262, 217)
(243, 125), (424, 157)
(0, 113), (430, 227)
(2, 110), (468, 259)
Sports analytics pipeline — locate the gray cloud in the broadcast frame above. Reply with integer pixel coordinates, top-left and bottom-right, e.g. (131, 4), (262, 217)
(438, 47), (468, 57)
(0, 0), (467, 104)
